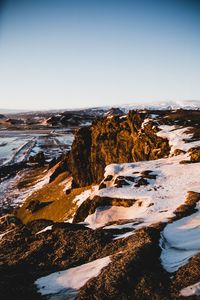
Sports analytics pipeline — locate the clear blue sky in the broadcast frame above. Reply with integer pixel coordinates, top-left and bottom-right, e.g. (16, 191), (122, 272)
(0, 0), (199, 110)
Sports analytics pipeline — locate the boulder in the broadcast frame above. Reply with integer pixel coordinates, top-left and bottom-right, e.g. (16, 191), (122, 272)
(189, 147), (200, 162)
(29, 152), (45, 166)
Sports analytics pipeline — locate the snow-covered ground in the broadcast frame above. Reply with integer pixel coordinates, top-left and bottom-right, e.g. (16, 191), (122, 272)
(0, 130), (73, 166)
(35, 119), (200, 297)
(157, 125), (200, 155)
(160, 204), (200, 272)
(76, 123), (200, 273)
(0, 167), (51, 209)
(0, 130), (74, 209)
(84, 154), (200, 232)
(35, 256), (111, 299)
(121, 100), (200, 112)
(0, 136), (30, 165)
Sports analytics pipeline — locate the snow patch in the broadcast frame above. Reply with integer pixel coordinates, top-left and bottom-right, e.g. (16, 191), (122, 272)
(141, 118), (152, 129)
(84, 154), (200, 232)
(160, 202), (200, 273)
(35, 256), (111, 299)
(157, 125), (200, 155)
(85, 198), (151, 230)
(180, 281), (200, 297)
(36, 225), (53, 235)
(74, 186), (98, 207)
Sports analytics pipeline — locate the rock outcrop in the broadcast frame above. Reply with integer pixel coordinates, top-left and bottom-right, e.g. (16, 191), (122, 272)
(66, 111), (170, 187)
(1, 109), (200, 300)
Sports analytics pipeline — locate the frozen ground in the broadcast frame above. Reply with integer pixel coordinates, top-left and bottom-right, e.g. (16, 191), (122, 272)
(0, 168), (51, 210)
(35, 256), (111, 300)
(76, 123), (200, 273)
(0, 129), (73, 166)
(0, 129), (73, 211)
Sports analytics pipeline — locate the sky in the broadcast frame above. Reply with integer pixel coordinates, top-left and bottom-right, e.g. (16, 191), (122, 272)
(0, 0), (199, 110)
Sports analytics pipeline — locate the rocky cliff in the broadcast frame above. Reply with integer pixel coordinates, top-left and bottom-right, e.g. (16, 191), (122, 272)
(66, 111), (170, 187)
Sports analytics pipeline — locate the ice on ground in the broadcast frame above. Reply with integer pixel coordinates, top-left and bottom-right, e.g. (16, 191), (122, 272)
(160, 202), (200, 273)
(0, 130), (73, 166)
(35, 256), (111, 299)
(180, 281), (200, 297)
(36, 225), (53, 235)
(0, 136), (31, 165)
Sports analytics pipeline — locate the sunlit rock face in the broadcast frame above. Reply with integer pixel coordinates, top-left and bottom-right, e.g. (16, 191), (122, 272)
(67, 111), (170, 187)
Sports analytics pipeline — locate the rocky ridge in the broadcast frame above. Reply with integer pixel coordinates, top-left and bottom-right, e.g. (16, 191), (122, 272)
(1, 108), (200, 299)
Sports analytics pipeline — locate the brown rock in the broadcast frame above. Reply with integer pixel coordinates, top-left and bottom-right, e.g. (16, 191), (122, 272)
(189, 147), (200, 162)
(67, 111), (170, 187)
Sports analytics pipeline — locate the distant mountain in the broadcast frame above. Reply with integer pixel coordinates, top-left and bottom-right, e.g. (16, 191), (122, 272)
(121, 100), (200, 112)
(0, 109), (29, 114)
(1, 100), (200, 115)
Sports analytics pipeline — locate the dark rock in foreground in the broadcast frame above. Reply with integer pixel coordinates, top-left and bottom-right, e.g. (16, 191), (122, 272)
(0, 219), (171, 300)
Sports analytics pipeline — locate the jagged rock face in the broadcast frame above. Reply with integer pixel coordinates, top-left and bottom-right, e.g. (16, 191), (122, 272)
(67, 126), (93, 187)
(67, 111), (170, 187)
